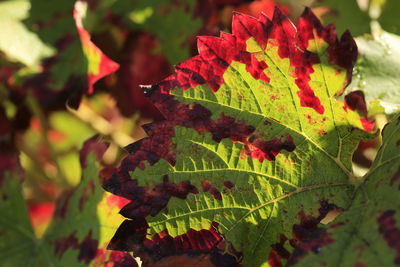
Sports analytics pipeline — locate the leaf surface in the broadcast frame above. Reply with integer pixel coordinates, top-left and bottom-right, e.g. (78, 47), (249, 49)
(314, 0), (370, 36)
(349, 29), (400, 114)
(294, 115), (400, 266)
(0, 137), (134, 266)
(103, 8), (374, 266)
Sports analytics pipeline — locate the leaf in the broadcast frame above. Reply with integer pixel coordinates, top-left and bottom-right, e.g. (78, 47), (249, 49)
(348, 29), (400, 115)
(379, 0), (400, 35)
(314, 0), (371, 36)
(103, 8), (374, 266)
(0, 0), (54, 67)
(9, 0), (119, 110)
(294, 115), (400, 266)
(73, 1), (119, 94)
(0, 137), (135, 266)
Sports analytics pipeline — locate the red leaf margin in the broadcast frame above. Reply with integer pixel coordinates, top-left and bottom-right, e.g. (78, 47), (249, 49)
(103, 6), (361, 265)
(73, 1), (119, 94)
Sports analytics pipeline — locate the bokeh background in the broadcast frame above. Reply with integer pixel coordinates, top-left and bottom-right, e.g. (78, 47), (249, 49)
(0, 0), (399, 266)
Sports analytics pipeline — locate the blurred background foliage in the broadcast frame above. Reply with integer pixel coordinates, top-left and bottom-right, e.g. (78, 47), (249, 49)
(0, 0), (399, 266)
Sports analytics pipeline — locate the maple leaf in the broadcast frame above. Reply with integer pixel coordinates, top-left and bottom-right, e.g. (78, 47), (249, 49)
(103, 7), (376, 266)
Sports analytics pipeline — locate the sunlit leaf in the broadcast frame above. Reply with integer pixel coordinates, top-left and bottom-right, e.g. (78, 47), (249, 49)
(103, 8), (374, 266)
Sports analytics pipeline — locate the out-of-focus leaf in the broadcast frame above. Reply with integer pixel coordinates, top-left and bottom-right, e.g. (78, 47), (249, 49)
(294, 115), (400, 266)
(103, 8), (375, 266)
(0, 0), (53, 67)
(314, 0), (371, 36)
(0, 137), (135, 266)
(73, 1), (119, 94)
(379, 0), (400, 34)
(349, 29), (400, 114)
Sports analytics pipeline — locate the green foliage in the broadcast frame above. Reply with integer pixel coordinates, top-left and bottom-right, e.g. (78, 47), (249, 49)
(296, 115), (400, 266)
(0, 154), (128, 266)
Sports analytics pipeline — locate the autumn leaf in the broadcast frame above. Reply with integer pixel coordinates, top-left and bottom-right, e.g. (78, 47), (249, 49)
(294, 115), (400, 266)
(73, 1), (119, 95)
(0, 137), (135, 266)
(103, 7), (375, 266)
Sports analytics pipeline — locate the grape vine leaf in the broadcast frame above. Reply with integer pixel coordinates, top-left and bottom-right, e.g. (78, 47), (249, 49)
(0, 137), (135, 266)
(313, 0), (371, 36)
(103, 7), (375, 266)
(349, 29), (400, 115)
(294, 115), (400, 266)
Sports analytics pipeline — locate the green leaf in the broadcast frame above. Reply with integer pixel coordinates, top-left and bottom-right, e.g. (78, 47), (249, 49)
(313, 0), (371, 36)
(349, 29), (400, 114)
(379, 0), (400, 34)
(295, 115), (400, 266)
(0, 171), (38, 267)
(0, 150), (133, 266)
(103, 8), (375, 266)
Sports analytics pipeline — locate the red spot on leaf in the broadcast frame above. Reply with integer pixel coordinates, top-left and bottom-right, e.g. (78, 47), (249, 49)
(360, 118), (375, 132)
(54, 230), (98, 263)
(245, 135), (296, 161)
(378, 210), (400, 264)
(28, 202), (55, 231)
(79, 180), (95, 211)
(106, 195), (131, 210)
(79, 135), (110, 168)
(202, 180), (222, 200)
(224, 181), (235, 189)
(94, 249), (138, 267)
(268, 201), (337, 266)
(344, 91), (368, 117)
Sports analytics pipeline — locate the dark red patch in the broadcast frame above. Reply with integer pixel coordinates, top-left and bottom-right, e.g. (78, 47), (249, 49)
(108, 219), (238, 265)
(245, 135), (296, 161)
(79, 180), (96, 211)
(55, 189), (75, 219)
(224, 181), (235, 189)
(378, 210), (400, 264)
(104, 175), (198, 219)
(268, 201), (337, 266)
(202, 180), (222, 200)
(78, 231), (99, 263)
(268, 234), (290, 267)
(54, 230), (98, 263)
(79, 135), (109, 168)
(344, 91), (374, 131)
(344, 91), (368, 117)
